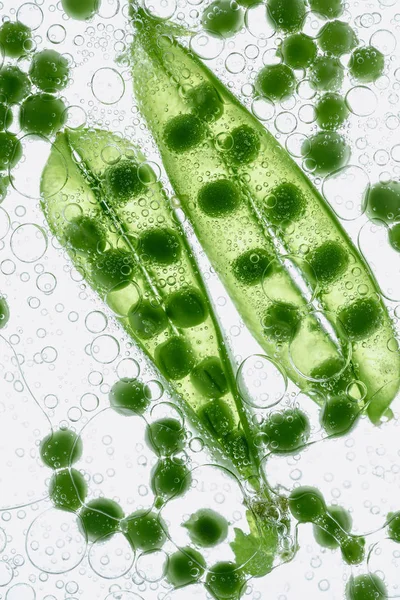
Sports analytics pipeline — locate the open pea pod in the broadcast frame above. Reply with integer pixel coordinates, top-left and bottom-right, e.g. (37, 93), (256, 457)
(128, 4), (400, 424)
(40, 127), (268, 486)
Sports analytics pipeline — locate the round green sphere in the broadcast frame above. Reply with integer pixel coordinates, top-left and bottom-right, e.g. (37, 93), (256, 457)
(0, 175), (9, 202)
(263, 407), (310, 454)
(139, 227), (181, 265)
(188, 82), (224, 122)
(128, 300), (168, 340)
(309, 240), (348, 284)
(265, 182), (305, 225)
(387, 511), (400, 543)
(338, 297), (382, 341)
(49, 468), (87, 512)
(318, 20), (357, 57)
(0, 21), (33, 58)
(0, 103), (13, 131)
(19, 93), (67, 136)
(202, 0), (244, 39)
(145, 418), (185, 457)
(155, 336), (195, 381)
(29, 49), (70, 93)
(232, 247), (271, 286)
(256, 63), (296, 102)
(167, 546), (206, 588)
(0, 65), (31, 105)
(64, 215), (106, 254)
(288, 486), (326, 523)
(206, 561), (245, 600)
(309, 56), (344, 92)
(0, 296), (10, 329)
(198, 179), (241, 218)
(190, 357), (228, 399)
(200, 398), (235, 438)
(104, 159), (145, 204)
(80, 498), (124, 542)
(315, 92), (349, 130)
(349, 46), (385, 83)
(164, 114), (205, 154)
(40, 428), (83, 470)
(313, 505), (352, 549)
(91, 248), (136, 291)
(224, 124), (261, 165)
(151, 458), (192, 500)
(263, 302), (301, 341)
(302, 131), (350, 175)
(267, 0), (306, 33)
(109, 377), (149, 416)
(184, 508), (229, 548)
(123, 509), (167, 551)
(345, 574), (388, 600)
(61, 0), (100, 20)
(281, 33), (317, 70)
(320, 395), (360, 436)
(389, 223), (400, 252)
(366, 181), (400, 224)
(165, 287), (208, 328)
(0, 132), (22, 170)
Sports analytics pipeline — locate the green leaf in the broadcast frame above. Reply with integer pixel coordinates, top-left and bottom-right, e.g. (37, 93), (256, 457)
(230, 525), (278, 578)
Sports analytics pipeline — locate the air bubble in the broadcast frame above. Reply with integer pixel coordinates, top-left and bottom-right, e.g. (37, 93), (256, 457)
(346, 86), (377, 117)
(11, 224), (47, 263)
(91, 68), (125, 105)
(237, 354), (287, 409)
(91, 334), (120, 364)
(46, 24), (66, 44)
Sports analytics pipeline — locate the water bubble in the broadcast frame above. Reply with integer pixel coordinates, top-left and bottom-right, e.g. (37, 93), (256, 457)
(346, 86), (377, 117)
(91, 68), (125, 105)
(251, 97), (275, 121)
(370, 29), (396, 55)
(91, 334), (120, 364)
(36, 272), (57, 294)
(88, 532), (134, 579)
(286, 133), (308, 157)
(190, 33), (225, 60)
(275, 111), (297, 134)
(225, 52), (246, 74)
(237, 354), (287, 409)
(0, 562), (13, 586)
(116, 358), (140, 380)
(245, 3), (276, 39)
(63, 106), (87, 129)
(323, 165), (369, 221)
(0, 528), (6, 552)
(85, 311), (108, 333)
(17, 3), (43, 30)
(6, 583), (36, 600)
(80, 393), (99, 412)
(0, 207), (10, 240)
(104, 592), (144, 600)
(98, 0), (120, 19)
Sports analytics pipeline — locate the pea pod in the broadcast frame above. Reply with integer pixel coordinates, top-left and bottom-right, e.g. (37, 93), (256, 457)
(128, 5), (400, 423)
(40, 127), (266, 485)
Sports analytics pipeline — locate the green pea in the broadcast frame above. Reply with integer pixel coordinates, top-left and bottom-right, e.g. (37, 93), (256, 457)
(139, 227), (181, 265)
(255, 63), (296, 102)
(29, 49), (70, 93)
(0, 296), (10, 329)
(0, 21), (33, 58)
(265, 182), (305, 225)
(318, 20), (357, 57)
(0, 65), (31, 104)
(341, 536), (365, 565)
(0, 132), (22, 170)
(281, 33), (317, 70)
(387, 511), (400, 543)
(349, 46), (385, 83)
(19, 93), (67, 137)
(128, 300), (168, 340)
(224, 125), (261, 165)
(151, 458), (192, 500)
(190, 357), (229, 399)
(309, 56), (344, 92)
(302, 131), (350, 175)
(92, 248), (136, 291)
(222, 431), (250, 466)
(263, 302), (300, 342)
(123, 509), (167, 551)
(64, 215), (106, 253)
(49, 468), (87, 512)
(202, 0), (244, 39)
(165, 287), (208, 328)
(315, 93), (349, 131)
(200, 398), (235, 438)
(309, 0), (343, 19)
(167, 546), (206, 588)
(288, 486), (326, 523)
(339, 297), (382, 341)
(61, 0), (100, 20)
(345, 574), (387, 600)
(0, 175), (9, 202)
(309, 240), (348, 284)
(155, 336), (196, 381)
(267, 0), (306, 33)
(198, 179), (241, 218)
(389, 224), (400, 252)
(0, 103), (13, 131)
(310, 356), (348, 384)
(232, 248), (271, 286)
(145, 418), (185, 456)
(366, 181), (400, 224)
(109, 377), (149, 416)
(263, 408), (310, 454)
(80, 498), (124, 542)
(206, 561), (245, 600)
(104, 159), (145, 204)
(320, 395), (360, 436)
(40, 429), (83, 469)
(188, 82), (224, 122)
(164, 114), (205, 154)
(183, 508), (229, 548)
(313, 505), (352, 549)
